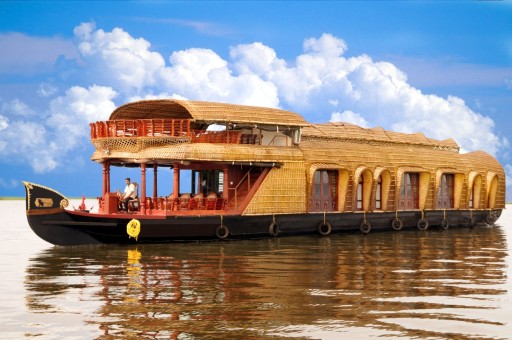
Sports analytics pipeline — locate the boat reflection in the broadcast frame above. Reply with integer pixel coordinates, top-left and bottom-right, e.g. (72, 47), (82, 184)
(25, 226), (509, 338)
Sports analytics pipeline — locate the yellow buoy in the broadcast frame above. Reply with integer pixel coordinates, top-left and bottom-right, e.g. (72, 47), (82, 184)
(126, 219), (141, 241)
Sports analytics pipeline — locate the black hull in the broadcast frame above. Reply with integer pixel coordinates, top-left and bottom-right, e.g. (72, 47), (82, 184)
(24, 181), (502, 246)
(25, 208), (502, 246)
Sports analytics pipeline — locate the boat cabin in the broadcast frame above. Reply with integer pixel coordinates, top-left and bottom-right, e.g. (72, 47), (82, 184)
(90, 100), (308, 215)
(89, 99), (505, 218)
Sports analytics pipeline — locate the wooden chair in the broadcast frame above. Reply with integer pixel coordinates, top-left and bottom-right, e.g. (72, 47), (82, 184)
(215, 198), (225, 210)
(145, 197), (153, 210)
(178, 194), (191, 210)
(127, 198), (140, 213)
(190, 193), (205, 210)
(163, 196), (178, 211)
(205, 192), (217, 210)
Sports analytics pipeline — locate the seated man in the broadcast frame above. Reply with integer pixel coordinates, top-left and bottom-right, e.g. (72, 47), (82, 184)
(119, 177), (136, 211)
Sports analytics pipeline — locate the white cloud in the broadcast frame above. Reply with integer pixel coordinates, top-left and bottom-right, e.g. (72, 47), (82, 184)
(47, 85), (117, 151)
(49, 85), (117, 124)
(0, 86), (116, 173)
(0, 32), (79, 75)
(72, 23), (280, 107)
(74, 22), (166, 95)
(160, 47), (280, 106)
(230, 42), (286, 76)
(38, 83), (58, 98)
(0, 119), (53, 171)
(0, 115), (7, 131)
(1, 23), (509, 199)
(1, 99), (36, 117)
(505, 164), (512, 201)
(227, 33), (507, 159)
(0, 115), (8, 152)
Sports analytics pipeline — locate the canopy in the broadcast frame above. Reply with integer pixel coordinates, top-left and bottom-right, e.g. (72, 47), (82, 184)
(109, 99), (309, 128)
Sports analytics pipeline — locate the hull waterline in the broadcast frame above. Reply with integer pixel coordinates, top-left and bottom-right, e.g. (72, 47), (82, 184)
(24, 182), (502, 246)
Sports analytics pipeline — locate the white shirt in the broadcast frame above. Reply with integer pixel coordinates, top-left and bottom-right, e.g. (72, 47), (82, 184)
(123, 183), (136, 199)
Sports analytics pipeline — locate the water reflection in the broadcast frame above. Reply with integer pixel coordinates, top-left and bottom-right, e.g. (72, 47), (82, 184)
(25, 226), (510, 339)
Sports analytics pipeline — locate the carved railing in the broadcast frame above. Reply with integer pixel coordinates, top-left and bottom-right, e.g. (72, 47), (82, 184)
(90, 119), (192, 139)
(90, 119), (261, 145)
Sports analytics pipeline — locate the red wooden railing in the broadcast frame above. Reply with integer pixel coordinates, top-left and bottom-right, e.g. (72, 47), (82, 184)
(90, 119), (192, 139)
(190, 130), (242, 144)
(90, 119), (261, 145)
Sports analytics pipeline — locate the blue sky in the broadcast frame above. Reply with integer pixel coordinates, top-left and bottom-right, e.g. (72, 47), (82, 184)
(1, 1), (511, 198)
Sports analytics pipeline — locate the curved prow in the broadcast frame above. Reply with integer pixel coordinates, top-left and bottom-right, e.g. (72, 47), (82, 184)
(23, 181), (69, 214)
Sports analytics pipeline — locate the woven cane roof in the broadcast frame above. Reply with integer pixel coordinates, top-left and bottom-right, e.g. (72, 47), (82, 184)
(109, 99), (309, 127)
(91, 143), (304, 165)
(302, 122), (460, 151)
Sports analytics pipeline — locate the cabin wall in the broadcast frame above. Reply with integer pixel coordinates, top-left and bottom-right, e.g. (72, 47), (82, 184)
(425, 176), (435, 210)
(294, 140), (506, 214)
(459, 176), (469, 209)
(242, 156), (505, 216)
(344, 175), (354, 211)
(260, 130), (292, 147)
(388, 174), (397, 211)
(243, 161), (307, 215)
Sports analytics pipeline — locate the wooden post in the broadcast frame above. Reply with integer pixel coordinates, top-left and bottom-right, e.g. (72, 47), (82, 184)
(153, 163), (158, 202)
(223, 165), (229, 202)
(102, 162), (108, 197)
(173, 163), (180, 200)
(106, 161), (111, 193)
(191, 170), (196, 194)
(141, 163), (147, 214)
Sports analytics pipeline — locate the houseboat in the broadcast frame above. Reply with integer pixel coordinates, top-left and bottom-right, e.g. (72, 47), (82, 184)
(24, 99), (505, 246)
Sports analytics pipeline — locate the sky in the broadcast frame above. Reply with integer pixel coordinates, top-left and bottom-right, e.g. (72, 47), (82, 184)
(1, 1), (511, 199)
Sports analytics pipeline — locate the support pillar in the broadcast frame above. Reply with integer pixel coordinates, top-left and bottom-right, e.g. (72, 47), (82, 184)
(191, 170), (196, 194)
(106, 162), (111, 193)
(102, 162), (108, 197)
(173, 163), (180, 200)
(153, 163), (158, 201)
(223, 165), (229, 202)
(141, 163), (147, 214)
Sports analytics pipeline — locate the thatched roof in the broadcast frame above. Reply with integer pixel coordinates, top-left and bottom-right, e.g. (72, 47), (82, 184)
(302, 122), (460, 152)
(92, 143), (304, 166)
(109, 99), (309, 128)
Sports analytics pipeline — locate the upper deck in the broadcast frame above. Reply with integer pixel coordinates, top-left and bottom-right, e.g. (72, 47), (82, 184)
(90, 100), (308, 164)
(89, 99), (463, 166)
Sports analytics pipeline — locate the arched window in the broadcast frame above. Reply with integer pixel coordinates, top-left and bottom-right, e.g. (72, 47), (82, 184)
(469, 188), (474, 209)
(436, 174), (454, 209)
(399, 173), (419, 209)
(310, 170), (338, 212)
(468, 173), (482, 209)
(356, 176), (363, 210)
(488, 175), (498, 209)
(375, 176), (382, 210)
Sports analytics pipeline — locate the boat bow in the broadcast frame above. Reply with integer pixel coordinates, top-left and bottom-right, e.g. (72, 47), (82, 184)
(23, 181), (69, 214)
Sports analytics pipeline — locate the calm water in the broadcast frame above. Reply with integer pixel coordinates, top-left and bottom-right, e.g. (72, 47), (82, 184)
(1, 200), (511, 339)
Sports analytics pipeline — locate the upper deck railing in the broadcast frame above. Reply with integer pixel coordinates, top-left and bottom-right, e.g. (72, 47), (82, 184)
(90, 119), (192, 139)
(90, 119), (255, 145)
